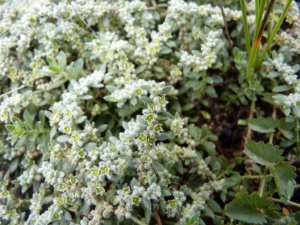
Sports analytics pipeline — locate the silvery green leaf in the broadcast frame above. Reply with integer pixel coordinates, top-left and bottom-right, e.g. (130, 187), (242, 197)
(145, 208), (151, 224)
(141, 85), (151, 91)
(117, 101), (125, 108)
(159, 47), (173, 55)
(50, 126), (57, 139)
(143, 196), (151, 210)
(156, 133), (169, 141)
(64, 210), (72, 221)
(292, 106), (300, 118)
(153, 66), (163, 73)
(109, 136), (118, 143)
(74, 58), (83, 79)
(151, 161), (164, 171)
(46, 79), (67, 90)
(135, 65), (146, 74)
(83, 142), (96, 151)
(106, 85), (117, 93)
(160, 86), (172, 95)
(272, 85), (292, 92)
(80, 95), (93, 100)
(165, 41), (177, 48)
(157, 111), (172, 118)
(56, 51), (66, 70)
(98, 124), (108, 133)
(15, 135), (28, 148)
(104, 96), (118, 102)
(91, 84), (104, 88)
(140, 96), (153, 104)
(75, 116), (87, 124)
(56, 135), (70, 143)
(9, 157), (19, 173)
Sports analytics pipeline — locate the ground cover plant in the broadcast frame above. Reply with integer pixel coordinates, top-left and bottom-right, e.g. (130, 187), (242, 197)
(0, 0), (300, 224)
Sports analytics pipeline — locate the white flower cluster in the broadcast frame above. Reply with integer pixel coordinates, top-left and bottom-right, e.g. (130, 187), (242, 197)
(271, 53), (298, 85)
(0, 93), (22, 123)
(0, 0), (230, 224)
(167, 0), (244, 26)
(50, 92), (83, 134)
(71, 70), (104, 95)
(179, 30), (223, 71)
(271, 53), (300, 117)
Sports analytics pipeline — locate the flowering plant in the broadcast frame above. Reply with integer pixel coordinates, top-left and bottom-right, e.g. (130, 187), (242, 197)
(0, 0), (299, 224)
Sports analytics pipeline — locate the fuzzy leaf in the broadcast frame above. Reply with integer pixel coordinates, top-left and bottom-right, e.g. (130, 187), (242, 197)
(272, 85), (292, 92)
(247, 117), (279, 133)
(225, 194), (271, 224)
(156, 133), (169, 141)
(103, 96), (118, 102)
(269, 161), (296, 198)
(143, 196), (151, 210)
(151, 161), (164, 171)
(157, 111), (172, 118)
(140, 96), (153, 105)
(46, 79), (67, 90)
(74, 58), (83, 79)
(75, 116), (87, 124)
(160, 86), (172, 95)
(245, 141), (283, 166)
(56, 135), (70, 143)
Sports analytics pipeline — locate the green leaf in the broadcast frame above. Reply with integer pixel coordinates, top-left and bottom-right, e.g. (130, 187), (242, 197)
(15, 134), (28, 148)
(156, 133), (169, 141)
(157, 111), (172, 118)
(202, 141), (216, 155)
(272, 85), (292, 92)
(160, 86), (172, 95)
(225, 194), (271, 224)
(182, 103), (194, 111)
(269, 161), (296, 198)
(245, 141), (283, 166)
(5, 125), (16, 131)
(140, 96), (153, 105)
(200, 110), (211, 120)
(151, 161), (164, 171)
(103, 96), (118, 102)
(74, 58), (83, 79)
(143, 196), (151, 210)
(75, 116), (87, 124)
(98, 125), (108, 133)
(247, 117), (279, 133)
(39, 111), (45, 128)
(56, 135), (70, 143)
(57, 51), (67, 70)
(9, 157), (19, 173)
(135, 65), (146, 74)
(205, 86), (218, 97)
(46, 79), (67, 90)
(23, 110), (34, 130)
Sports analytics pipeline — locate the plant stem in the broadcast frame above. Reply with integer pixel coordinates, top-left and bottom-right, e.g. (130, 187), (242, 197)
(258, 167), (268, 197)
(219, 0), (233, 56)
(240, 0), (250, 56)
(129, 215), (148, 225)
(245, 101), (255, 142)
(271, 198), (300, 208)
(241, 174), (272, 179)
(295, 118), (300, 152)
(258, 0), (293, 65)
(269, 105), (276, 144)
(246, 0), (275, 80)
(0, 84), (27, 99)
(294, 184), (300, 189)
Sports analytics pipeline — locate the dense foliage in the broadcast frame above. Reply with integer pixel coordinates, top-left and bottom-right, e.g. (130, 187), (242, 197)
(0, 0), (299, 224)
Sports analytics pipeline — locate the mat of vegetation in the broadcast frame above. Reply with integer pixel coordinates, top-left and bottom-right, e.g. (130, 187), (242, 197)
(0, 0), (299, 224)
